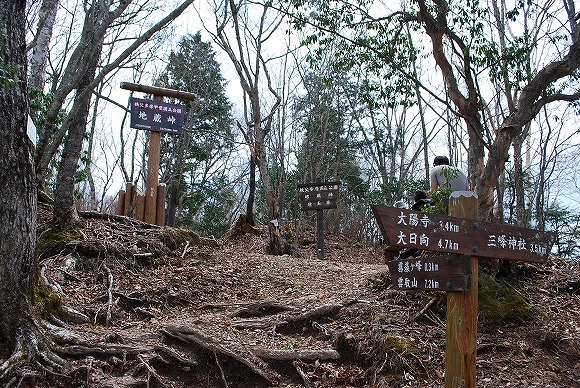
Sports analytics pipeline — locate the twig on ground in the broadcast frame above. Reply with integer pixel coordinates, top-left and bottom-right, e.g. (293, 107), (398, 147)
(137, 354), (167, 388)
(102, 264), (114, 327)
(86, 356), (93, 387)
(413, 296), (439, 321)
(181, 240), (190, 258)
(214, 351), (229, 388)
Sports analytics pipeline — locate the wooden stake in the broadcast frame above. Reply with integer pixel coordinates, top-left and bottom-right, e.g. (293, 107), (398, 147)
(124, 182), (134, 217)
(116, 190), (126, 215)
(315, 178), (324, 260)
(445, 192), (478, 388)
(156, 183), (166, 226)
(136, 194), (145, 222)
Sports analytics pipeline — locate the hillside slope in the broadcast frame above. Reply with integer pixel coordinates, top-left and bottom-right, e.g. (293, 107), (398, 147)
(28, 206), (580, 387)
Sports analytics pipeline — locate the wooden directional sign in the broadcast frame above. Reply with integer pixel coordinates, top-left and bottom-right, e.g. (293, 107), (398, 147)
(371, 205), (556, 263)
(387, 254), (472, 291)
(298, 181), (339, 211)
(130, 97), (185, 134)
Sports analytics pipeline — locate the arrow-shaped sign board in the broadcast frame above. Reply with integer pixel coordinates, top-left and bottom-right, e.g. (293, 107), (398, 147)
(372, 205), (556, 264)
(387, 254), (472, 291)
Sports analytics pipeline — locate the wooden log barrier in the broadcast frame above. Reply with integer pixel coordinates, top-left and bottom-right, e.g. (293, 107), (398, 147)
(116, 190), (126, 216)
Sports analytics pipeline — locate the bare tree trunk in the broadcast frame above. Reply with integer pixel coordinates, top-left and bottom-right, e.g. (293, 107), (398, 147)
(0, 0), (36, 359)
(28, 0), (59, 94)
(246, 154), (257, 226)
(34, 0), (195, 190)
(212, 0), (286, 253)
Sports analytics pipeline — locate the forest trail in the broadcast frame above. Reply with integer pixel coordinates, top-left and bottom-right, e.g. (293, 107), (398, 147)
(33, 205), (579, 387)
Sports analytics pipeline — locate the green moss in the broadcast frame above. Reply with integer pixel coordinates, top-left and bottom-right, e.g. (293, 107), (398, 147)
(32, 284), (63, 317)
(478, 273), (532, 325)
(37, 227), (81, 257)
(383, 335), (419, 356)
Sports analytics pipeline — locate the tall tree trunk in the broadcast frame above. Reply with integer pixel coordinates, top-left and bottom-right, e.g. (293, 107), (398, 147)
(28, 0), (59, 101)
(52, 0), (108, 229)
(246, 154), (257, 226)
(52, 78), (96, 229)
(0, 0), (36, 350)
(513, 136), (526, 227)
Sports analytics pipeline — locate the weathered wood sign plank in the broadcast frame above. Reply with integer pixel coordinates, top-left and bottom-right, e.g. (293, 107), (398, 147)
(371, 205), (556, 263)
(387, 254), (472, 291)
(298, 181), (339, 211)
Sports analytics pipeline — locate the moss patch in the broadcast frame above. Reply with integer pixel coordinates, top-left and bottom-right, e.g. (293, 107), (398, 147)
(478, 273), (532, 326)
(33, 284), (63, 318)
(36, 227), (81, 258)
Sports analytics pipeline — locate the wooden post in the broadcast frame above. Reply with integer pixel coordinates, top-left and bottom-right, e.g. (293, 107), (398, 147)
(136, 194), (145, 222)
(116, 190), (126, 215)
(119, 81), (196, 225)
(315, 178), (324, 260)
(143, 93), (163, 224)
(446, 192), (478, 388)
(156, 183), (166, 226)
(124, 182), (134, 217)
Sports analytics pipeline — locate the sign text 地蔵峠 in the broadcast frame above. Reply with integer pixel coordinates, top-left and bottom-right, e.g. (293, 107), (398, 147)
(129, 97), (185, 134)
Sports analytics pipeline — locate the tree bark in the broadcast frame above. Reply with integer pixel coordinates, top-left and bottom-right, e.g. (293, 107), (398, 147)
(0, 0), (36, 355)
(28, 0), (59, 106)
(51, 0), (109, 230)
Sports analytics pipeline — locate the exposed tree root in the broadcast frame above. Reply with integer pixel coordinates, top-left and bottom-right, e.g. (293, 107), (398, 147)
(251, 348), (340, 361)
(293, 360), (312, 388)
(229, 299), (294, 318)
(223, 214), (263, 241)
(0, 324), (70, 384)
(162, 324), (280, 386)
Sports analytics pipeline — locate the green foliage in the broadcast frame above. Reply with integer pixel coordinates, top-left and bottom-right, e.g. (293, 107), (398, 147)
(421, 186), (452, 215)
(158, 32), (234, 234)
(543, 202), (580, 258)
(421, 166), (458, 215)
(28, 88), (67, 130)
(180, 176), (237, 238)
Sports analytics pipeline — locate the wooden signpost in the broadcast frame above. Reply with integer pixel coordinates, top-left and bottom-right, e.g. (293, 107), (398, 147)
(116, 82), (196, 226)
(372, 191), (556, 388)
(298, 179), (339, 260)
(387, 254), (472, 291)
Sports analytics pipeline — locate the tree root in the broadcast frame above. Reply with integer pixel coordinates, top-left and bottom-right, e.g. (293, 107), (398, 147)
(251, 348), (340, 361)
(162, 324), (279, 385)
(0, 324), (70, 383)
(229, 299), (294, 318)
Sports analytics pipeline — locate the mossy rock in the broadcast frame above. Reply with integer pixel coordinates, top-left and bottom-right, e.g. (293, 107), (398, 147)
(478, 273), (532, 326)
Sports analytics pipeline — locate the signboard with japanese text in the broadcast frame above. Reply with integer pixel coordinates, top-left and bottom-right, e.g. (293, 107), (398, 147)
(298, 181), (340, 211)
(387, 254), (472, 291)
(129, 97), (185, 134)
(371, 205), (556, 263)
